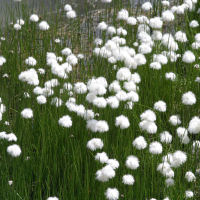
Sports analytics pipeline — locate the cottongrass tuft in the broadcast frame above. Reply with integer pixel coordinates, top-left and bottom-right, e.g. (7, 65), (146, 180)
(115, 115), (130, 129)
(106, 159), (119, 169)
(125, 155), (139, 170)
(7, 144), (22, 157)
(165, 178), (174, 187)
(185, 190), (194, 198)
(132, 136), (147, 150)
(39, 21), (50, 30)
(95, 152), (109, 164)
(21, 108), (33, 119)
(58, 115), (72, 128)
(188, 116), (200, 134)
(169, 115), (181, 126)
(47, 197), (59, 200)
(122, 174), (135, 185)
(182, 91), (196, 105)
(185, 171), (196, 182)
(149, 141), (162, 154)
(105, 188), (119, 200)
(153, 100), (167, 112)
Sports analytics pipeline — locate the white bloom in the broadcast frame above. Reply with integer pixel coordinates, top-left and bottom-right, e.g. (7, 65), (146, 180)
(162, 1), (170, 6)
(185, 171), (196, 182)
(182, 91), (196, 105)
(175, 31), (187, 42)
(165, 169), (175, 178)
(188, 116), (200, 134)
(140, 110), (156, 121)
(21, 108), (33, 119)
(106, 159), (119, 169)
(176, 127), (188, 138)
(66, 10), (76, 19)
(14, 24), (21, 31)
(25, 57), (37, 66)
(93, 97), (107, 108)
(116, 67), (131, 81)
(138, 43), (152, 54)
(132, 136), (147, 150)
(39, 21), (50, 30)
(74, 82), (87, 94)
(153, 54), (168, 64)
(149, 17), (163, 29)
(157, 162), (171, 175)
(160, 131), (172, 143)
(139, 120), (157, 134)
(105, 188), (119, 200)
(58, 115), (72, 128)
(115, 115), (130, 129)
(189, 20), (199, 28)
(165, 72), (176, 81)
(106, 26), (116, 35)
(185, 190), (194, 198)
(150, 62), (161, 70)
(86, 93), (97, 103)
(123, 81), (137, 92)
(165, 178), (174, 187)
(87, 138), (103, 151)
(0, 104), (6, 113)
(66, 54), (77, 66)
(162, 10), (174, 21)
(125, 155), (139, 169)
(142, 2), (152, 11)
(134, 54), (146, 66)
(137, 15), (149, 24)
(117, 27), (127, 36)
(97, 21), (107, 30)
(37, 95), (46, 104)
(154, 100), (167, 112)
(127, 91), (139, 102)
(7, 144), (22, 157)
(64, 4), (72, 12)
(169, 115), (181, 126)
(151, 30), (162, 41)
(47, 197), (59, 200)
(127, 17), (137, 25)
(106, 96), (119, 109)
(101, 165), (116, 179)
(61, 48), (71, 55)
(96, 170), (109, 182)
(149, 141), (162, 154)
(30, 14), (39, 22)
(122, 174), (135, 185)
(83, 109), (94, 120)
(95, 152), (109, 164)
(38, 68), (45, 74)
(109, 81), (121, 93)
(96, 120), (109, 132)
(51, 97), (63, 107)
(171, 150), (187, 168)
(16, 18), (24, 25)
(117, 9), (129, 20)
(130, 73), (141, 83)
(182, 51), (195, 63)
(5, 133), (17, 142)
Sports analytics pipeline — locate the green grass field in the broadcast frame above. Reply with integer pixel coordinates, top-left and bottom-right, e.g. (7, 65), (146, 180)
(0, 0), (200, 199)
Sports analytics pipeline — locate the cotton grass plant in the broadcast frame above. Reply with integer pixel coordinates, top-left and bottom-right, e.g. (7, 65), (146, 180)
(0, 0), (200, 199)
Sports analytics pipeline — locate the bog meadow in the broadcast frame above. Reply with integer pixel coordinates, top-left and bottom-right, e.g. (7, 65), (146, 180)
(0, 0), (200, 199)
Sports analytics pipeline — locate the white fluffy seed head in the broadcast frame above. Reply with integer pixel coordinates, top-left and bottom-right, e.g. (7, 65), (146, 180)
(122, 174), (135, 185)
(115, 115), (130, 129)
(132, 136), (147, 150)
(125, 155), (139, 169)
